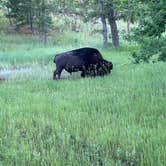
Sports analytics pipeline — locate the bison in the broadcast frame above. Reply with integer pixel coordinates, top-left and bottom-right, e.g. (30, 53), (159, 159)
(53, 47), (113, 79)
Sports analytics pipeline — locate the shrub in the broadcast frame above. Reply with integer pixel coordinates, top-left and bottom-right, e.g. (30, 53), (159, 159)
(131, 35), (166, 63)
(158, 47), (166, 62)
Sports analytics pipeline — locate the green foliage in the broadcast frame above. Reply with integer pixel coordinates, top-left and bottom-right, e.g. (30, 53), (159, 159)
(138, 0), (166, 38)
(131, 52), (140, 64)
(131, 0), (166, 63)
(132, 37), (166, 63)
(158, 46), (166, 62)
(3, 0), (55, 35)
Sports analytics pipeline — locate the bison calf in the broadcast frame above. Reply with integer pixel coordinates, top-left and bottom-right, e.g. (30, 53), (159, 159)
(53, 47), (113, 79)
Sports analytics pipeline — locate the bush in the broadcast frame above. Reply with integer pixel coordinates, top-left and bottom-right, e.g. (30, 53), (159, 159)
(131, 36), (166, 63)
(158, 47), (166, 62)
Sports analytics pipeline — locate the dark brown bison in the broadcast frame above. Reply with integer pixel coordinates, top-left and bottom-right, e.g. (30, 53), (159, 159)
(53, 47), (113, 79)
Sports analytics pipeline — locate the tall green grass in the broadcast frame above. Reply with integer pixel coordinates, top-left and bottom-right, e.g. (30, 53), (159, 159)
(0, 33), (109, 80)
(0, 33), (166, 166)
(0, 33), (136, 66)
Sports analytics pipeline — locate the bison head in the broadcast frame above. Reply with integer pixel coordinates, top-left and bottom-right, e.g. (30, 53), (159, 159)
(102, 60), (113, 73)
(105, 61), (113, 72)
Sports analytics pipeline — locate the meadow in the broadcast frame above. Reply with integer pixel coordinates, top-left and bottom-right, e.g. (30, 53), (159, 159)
(0, 32), (166, 166)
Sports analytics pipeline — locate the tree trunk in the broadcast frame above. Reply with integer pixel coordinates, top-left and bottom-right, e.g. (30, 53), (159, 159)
(7, 8), (12, 26)
(127, 18), (130, 34)
(27, 0), (34, 34)
(29, 10), (34, 34)
(108, 3), (120, 48)
(127, 0), (131, 35)
(99, 0), (108, 48)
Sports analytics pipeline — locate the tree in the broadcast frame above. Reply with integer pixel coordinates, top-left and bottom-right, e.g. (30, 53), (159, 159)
(132, 0), (166, 63)
(35, 0), (54, 44)
(4, 0), (32, 27)
(77, 0), (120, 48)
(2, 0), (55, 44)
(117, 0), (139, 35)
(139, 0), (166, 38)
(107, 1), (119, 48)
(99, 0), (108, 48)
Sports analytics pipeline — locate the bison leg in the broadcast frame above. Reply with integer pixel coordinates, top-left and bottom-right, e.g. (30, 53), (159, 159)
(53, 68), (63, 80)
(81, 71), (85, 77)
(53, 70), (58, 80)
(93, 64), (98, 77)
(80, 65), (87, 78)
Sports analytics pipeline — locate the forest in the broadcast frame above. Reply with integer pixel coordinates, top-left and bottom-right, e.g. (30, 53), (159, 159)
(0, 0), (166, 165)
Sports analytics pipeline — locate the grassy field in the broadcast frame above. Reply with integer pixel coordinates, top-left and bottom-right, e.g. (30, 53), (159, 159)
(0, 34), (166, 166)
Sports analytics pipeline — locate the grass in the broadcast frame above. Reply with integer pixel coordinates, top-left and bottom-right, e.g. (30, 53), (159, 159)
(0, 33), (166, 166)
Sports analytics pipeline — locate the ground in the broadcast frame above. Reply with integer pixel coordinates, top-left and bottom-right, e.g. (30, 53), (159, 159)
(0, 34), (166, 166)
